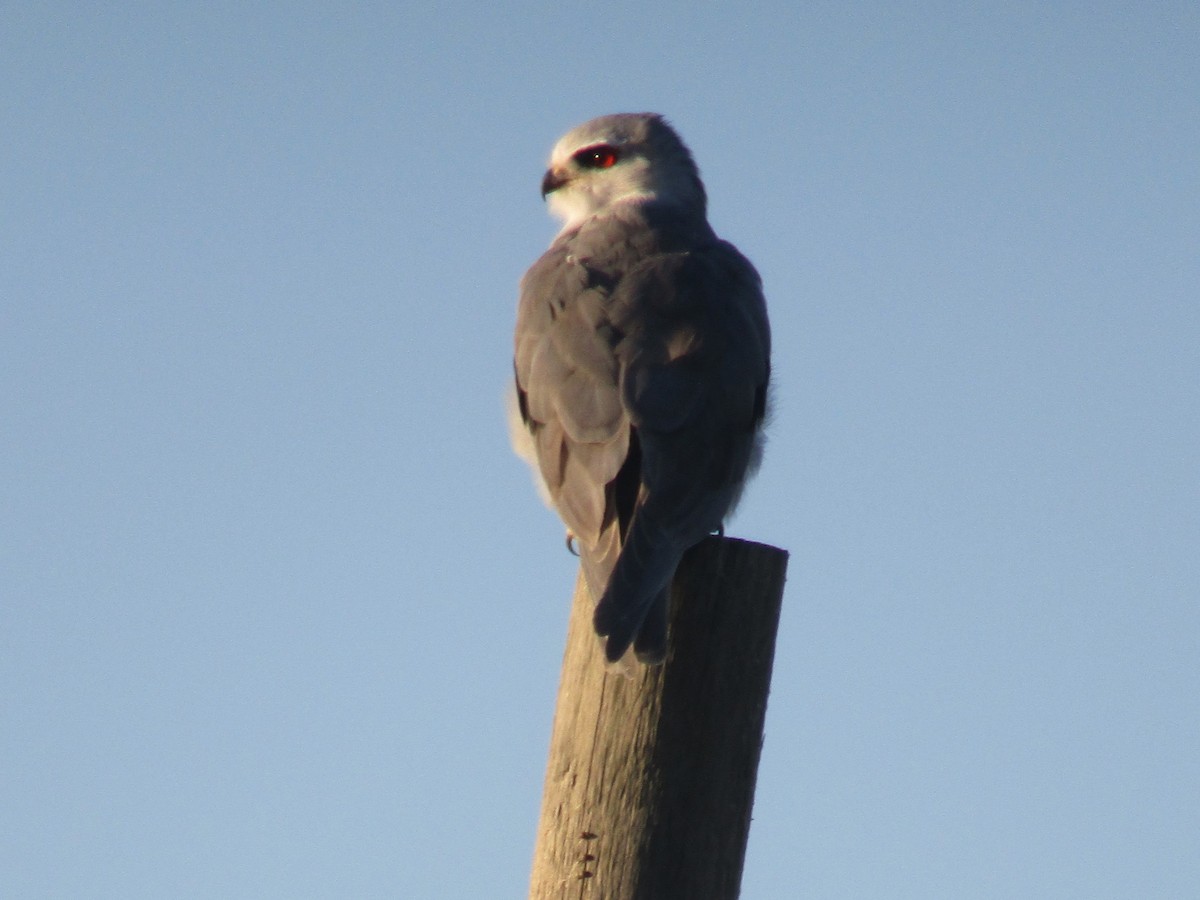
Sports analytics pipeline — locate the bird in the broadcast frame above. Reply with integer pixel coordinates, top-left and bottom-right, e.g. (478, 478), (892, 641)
(511, 113), (771, 665)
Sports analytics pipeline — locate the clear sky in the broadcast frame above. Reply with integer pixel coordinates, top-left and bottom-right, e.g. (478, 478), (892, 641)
(3, 3), (1197, 897)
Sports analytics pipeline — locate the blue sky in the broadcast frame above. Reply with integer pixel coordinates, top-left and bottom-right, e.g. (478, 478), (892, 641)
(3, 3), (1197, 897)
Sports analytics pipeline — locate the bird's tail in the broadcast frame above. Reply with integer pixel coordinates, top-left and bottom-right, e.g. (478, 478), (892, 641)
(593, 513), (680, 664)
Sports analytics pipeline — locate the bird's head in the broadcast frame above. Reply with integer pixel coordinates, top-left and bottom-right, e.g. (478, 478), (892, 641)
(541, 113), (707, 229)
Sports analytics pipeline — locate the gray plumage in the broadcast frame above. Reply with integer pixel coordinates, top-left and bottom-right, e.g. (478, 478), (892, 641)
(512, 113), (770, 664)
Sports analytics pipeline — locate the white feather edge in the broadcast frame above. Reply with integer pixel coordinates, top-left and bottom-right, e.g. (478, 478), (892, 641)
(505, 382), (554, 508)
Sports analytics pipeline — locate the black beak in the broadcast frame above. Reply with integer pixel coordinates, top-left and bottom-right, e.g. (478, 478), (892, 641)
(541, 168), (569, 198)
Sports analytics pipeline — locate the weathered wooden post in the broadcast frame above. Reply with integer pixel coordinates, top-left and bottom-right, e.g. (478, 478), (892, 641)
(529, 536), (789, 900)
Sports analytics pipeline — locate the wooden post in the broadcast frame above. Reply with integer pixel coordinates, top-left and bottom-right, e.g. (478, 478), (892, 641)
(529, 536), (789, 900)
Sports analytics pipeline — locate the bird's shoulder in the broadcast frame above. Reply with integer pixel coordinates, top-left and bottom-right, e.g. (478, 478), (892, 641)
(515, 202), (767, 387)
(523, 203), (710, 284)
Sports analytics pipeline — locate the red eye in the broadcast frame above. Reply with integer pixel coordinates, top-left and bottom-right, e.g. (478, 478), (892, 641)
(573, 144), (620, 169)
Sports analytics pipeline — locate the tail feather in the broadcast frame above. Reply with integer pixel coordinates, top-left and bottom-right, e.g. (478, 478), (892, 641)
(593, 513), (680, 663)
(632, 588), (669, 664)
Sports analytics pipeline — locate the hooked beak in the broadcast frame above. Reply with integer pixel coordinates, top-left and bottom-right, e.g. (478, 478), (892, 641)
(541, 166), (570, 198)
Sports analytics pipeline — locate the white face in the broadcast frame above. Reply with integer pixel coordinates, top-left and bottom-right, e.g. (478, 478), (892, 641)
(544, 136), (657, 228)
(541, 117), (701, 230)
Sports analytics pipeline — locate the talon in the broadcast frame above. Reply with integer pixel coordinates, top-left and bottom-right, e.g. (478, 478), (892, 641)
(565, 532), (579, 556)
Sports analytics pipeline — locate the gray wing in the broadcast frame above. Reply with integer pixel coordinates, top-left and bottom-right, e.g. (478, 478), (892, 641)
(513, 237), (632, 605)
(592, 243), (770, 662)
